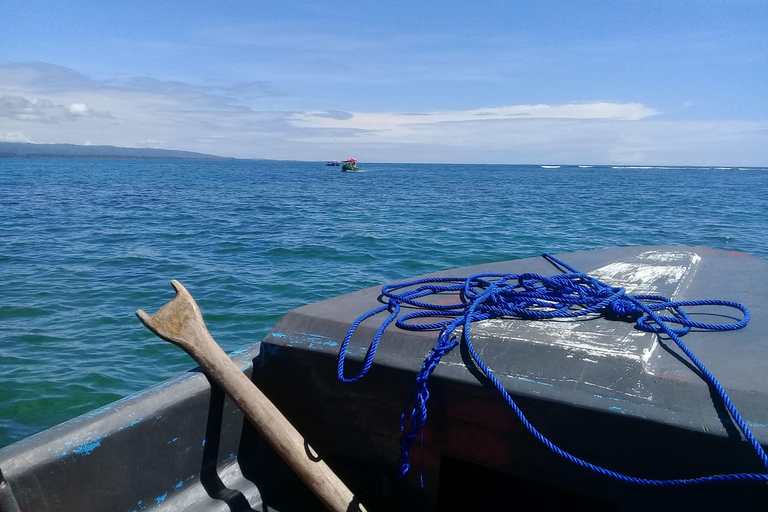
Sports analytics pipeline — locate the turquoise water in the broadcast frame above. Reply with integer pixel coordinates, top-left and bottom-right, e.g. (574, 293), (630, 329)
(1, 158), (767, 447)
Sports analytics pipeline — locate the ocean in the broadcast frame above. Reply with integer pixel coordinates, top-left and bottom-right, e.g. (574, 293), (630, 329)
(1, 158), (766, 448)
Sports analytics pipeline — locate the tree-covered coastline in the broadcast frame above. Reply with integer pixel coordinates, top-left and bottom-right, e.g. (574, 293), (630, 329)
(0, 142), (234, 160)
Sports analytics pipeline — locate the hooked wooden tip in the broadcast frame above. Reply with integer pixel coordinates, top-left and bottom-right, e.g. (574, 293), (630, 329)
(136, 280), (211, 350)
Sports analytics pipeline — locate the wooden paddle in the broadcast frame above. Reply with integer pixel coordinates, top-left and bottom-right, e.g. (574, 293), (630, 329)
(136, 280), (366, 512)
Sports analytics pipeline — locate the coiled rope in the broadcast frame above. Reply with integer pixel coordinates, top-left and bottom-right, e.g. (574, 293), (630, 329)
(337, 253), (768, 485)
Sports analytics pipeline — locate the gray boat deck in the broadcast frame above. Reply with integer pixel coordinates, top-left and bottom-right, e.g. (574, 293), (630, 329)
(1, 246), (766, 511)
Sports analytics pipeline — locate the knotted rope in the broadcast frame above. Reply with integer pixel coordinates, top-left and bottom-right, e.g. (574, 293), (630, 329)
(337, 253), (767, 485)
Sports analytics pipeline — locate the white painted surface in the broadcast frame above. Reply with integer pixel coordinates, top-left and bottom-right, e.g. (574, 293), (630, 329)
(470, 251), (701, 398)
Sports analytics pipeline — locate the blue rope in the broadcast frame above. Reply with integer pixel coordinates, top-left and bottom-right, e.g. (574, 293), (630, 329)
(336, 253), (767, 485)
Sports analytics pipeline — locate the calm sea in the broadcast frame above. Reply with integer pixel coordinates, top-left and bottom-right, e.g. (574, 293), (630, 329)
(1, 158), (766, 447)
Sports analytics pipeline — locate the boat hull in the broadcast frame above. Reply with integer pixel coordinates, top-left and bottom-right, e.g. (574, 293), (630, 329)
(0, 350), (327, 512)
(1, 246), (767, 511)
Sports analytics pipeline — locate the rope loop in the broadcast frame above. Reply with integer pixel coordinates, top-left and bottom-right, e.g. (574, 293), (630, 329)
(603, 297), (643, 322)
(336, 253), (765, 486)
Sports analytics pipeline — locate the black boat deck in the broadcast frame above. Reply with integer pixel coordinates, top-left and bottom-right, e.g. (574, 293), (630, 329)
(1, 246), (767, 511)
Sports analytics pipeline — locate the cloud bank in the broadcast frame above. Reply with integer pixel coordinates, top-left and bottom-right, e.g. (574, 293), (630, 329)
(292, 102), (658, 131)
(0, 63), (765, 166)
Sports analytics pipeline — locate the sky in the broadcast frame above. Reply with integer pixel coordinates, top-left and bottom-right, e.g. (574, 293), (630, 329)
(0, 0), (766, 165)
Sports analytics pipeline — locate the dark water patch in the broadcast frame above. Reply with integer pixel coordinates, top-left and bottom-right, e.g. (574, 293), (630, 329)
(0, 306), (55, 320)
(10, 333), (66, 344)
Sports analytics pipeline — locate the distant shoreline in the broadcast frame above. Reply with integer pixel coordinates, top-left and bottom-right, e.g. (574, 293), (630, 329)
(0, 142), (236, 161)
(0, 154), (235, 161)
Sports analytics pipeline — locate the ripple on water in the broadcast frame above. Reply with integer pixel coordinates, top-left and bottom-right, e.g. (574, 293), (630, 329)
(1, 159), (767, 447)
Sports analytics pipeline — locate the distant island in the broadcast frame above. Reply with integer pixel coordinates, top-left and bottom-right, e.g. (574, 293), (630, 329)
(0, 142), (234, 160)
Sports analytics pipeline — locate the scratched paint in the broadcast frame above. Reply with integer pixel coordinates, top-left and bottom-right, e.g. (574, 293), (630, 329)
(474, 250), (700, 365)
(118, 418), (143, 431)
(509, 374), (554, 387)
(465, 251), (703, 402)
(478, 318), (650, 361)
(296, 332), (339, 349)
(71, 434), (108, 455)
(272, 331), (339, 346)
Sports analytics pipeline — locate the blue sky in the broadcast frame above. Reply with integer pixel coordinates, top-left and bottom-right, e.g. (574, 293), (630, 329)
(1, 0), (766, 165)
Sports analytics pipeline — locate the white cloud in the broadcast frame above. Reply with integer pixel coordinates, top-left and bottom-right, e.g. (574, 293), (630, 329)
(0, 94), (112, 122)
(67, 103), (89, 116)
(0, 131), (33, 143)
(1, 62), (765, 166)
(278, 117), (768, 166)
(0, 96), (56, 122)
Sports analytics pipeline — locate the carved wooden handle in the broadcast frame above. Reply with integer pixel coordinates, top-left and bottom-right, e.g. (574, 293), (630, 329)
(137, 280), (365, 512)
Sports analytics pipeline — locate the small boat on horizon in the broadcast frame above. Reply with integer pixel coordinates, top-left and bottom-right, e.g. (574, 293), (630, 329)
(326, 160), (340, 166)
(342, 158), (359, 171)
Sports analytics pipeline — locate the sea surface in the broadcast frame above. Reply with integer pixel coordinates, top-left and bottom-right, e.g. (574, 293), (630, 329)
(1, 159), (767, 448)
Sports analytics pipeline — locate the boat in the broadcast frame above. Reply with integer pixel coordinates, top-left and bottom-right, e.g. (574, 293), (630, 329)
(326, 161), (340, 166)
(1, 246), (767, 511)
(342, 158), (359, 171)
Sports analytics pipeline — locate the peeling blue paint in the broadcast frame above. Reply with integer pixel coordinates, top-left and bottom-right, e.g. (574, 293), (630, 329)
(155, 493), (168, 505)
(73, 435), (107, 455)
(167, 437), (178, 444)
(270, 332), (287, 338)
(175, 481), (184, 489)
(301, 333), (339, 348)
(282, 332), (341, 350)
(118, 419), (143, 431)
